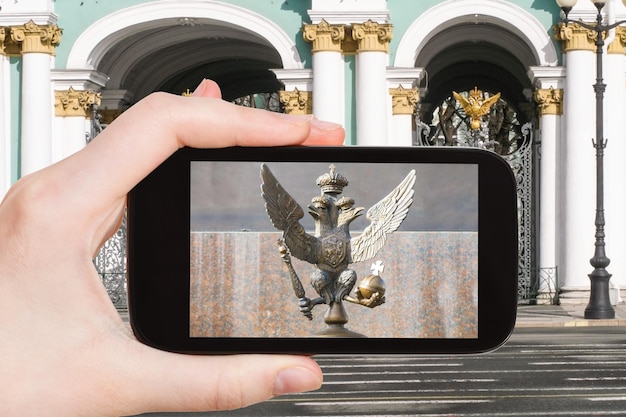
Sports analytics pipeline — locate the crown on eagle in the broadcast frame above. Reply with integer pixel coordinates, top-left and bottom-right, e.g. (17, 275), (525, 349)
(316, 164), (348, 195)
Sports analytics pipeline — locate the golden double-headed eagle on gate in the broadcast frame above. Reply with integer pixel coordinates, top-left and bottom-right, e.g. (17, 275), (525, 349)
(453, 87), (501, 130)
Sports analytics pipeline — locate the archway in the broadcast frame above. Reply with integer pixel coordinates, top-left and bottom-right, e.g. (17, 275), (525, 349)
(66, 0), (302, 103)
(72, 1), (303, 309)
(394, 0), (558, 302)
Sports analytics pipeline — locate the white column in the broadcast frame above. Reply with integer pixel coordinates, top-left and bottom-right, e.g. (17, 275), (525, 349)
(604, 31), (626, 297)
(312, 51), (344, 126)
(10, 21), (61, 176)
(0, 35), (10, 200)
(388, 85), (418, 146)
(387, 68), (424, 146)
(539, 114), (558, 267)
(389, 109), (412, 146)
(555, 23), (598, 302)
(352, 20), (392, 146)
(302, 21), (345, 127)
(528, 66), (565, 303)
(355, 52), (387, 145)
(21, 52), (52, 175)
(51, 70), (108, 162)
(52, 115), (90, 162)
(536, 88), (563, 302)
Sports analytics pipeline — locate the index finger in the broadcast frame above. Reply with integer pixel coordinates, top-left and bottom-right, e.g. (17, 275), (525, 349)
(51, 88), (345, 211)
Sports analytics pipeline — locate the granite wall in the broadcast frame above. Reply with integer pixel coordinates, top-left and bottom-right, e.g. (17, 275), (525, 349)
(190, 231), (477, 338)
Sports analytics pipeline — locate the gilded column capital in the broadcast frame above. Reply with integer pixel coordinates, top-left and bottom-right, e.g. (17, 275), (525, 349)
(553, 22), (597, 53)
(389, 85), (419, 115)
(55, 87), (101, 117)
(9, 20), (62, 55)
(303, 19), (345, 53)
(608, 26), (626, 55)
(279, 88), (312, 115)
(352, 20), (393, 53)
(98, 107), (124, 125)
(534, 87), (563, 116)
(0, 27), (6, 56)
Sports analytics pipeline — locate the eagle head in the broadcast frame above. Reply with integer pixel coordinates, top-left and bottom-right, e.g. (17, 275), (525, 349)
(337, 196), (364, 227)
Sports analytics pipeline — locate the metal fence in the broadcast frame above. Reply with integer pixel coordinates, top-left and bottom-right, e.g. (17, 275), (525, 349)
(518, 266), (559, 305)
(93, 216), (127, 311)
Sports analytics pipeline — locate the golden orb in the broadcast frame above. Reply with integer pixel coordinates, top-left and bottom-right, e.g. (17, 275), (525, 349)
(358, 274), (386, 299)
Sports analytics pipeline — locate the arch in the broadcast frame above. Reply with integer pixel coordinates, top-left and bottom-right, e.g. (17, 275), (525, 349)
(394, 0), (558, 68)
(66, 0), (303, 70)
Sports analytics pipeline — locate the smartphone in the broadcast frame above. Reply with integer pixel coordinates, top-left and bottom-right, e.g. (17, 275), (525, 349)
(127, 146), (518, 354)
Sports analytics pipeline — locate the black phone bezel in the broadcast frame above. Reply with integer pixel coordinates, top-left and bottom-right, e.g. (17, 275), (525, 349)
(127, 146), (518, 354)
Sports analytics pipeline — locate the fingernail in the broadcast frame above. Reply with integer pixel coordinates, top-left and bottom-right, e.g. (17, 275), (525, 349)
(191, 79), (207, 96)
(311, 118), (342, 131)
(273, 367), (323, 396)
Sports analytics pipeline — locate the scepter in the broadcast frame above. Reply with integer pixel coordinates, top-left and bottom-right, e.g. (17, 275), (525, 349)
(276, 238), (313, 320)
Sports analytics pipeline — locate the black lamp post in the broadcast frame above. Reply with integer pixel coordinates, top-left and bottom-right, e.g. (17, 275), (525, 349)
(556, 0), (626, 319)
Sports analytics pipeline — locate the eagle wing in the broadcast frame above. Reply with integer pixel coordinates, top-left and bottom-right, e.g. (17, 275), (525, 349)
(476, 92), (501, 117)
(452, 91), (470, 112)
(350, 169), (416, 263)
(260, 164), (320, 264)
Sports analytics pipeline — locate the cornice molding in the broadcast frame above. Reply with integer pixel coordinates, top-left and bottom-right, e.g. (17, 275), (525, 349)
(0, 12), (57, 26)
(51, 69), (109, 91)
(272, 68), (313, 92)
(307, 11), (390, 25)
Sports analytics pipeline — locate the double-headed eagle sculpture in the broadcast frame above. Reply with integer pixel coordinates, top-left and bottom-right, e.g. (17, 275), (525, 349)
(261, 163), (415, 335)
(453, 87), (501, 131)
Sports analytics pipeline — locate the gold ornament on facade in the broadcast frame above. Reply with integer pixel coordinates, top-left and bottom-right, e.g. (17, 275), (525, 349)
(554, 22), (599, 52)
(97, 107), (124, 125)
(303, 19), (345, 52)
(608, 26), (626, 55)
(453, 87), (501, 131)
(279, 88), (312, 115)
(389, 85), (419, 115)
(55, 87), (101, 118)
(9, 20), (62, 55)
(534, 87), (563, 116)
(0, 27), (6, 56)
(352, 20), (393, 53)
(341, 26), (358, 55)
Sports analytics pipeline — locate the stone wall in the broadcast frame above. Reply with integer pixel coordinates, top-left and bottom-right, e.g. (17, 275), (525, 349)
(190, 231), (477, 338)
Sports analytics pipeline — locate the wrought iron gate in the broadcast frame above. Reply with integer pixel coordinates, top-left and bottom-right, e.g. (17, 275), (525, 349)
(417, 88), (546, 303)
(94, 215), (128, 311)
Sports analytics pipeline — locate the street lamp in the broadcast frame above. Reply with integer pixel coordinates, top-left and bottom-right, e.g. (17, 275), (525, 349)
(556, 0), (626, 319)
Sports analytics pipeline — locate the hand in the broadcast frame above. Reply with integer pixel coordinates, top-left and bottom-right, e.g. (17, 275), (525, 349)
(0, 79), (344, 417)
(362, 291), (386, 308)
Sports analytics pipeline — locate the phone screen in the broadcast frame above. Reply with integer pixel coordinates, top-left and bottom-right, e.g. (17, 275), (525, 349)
(189, 161), (478, 339)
